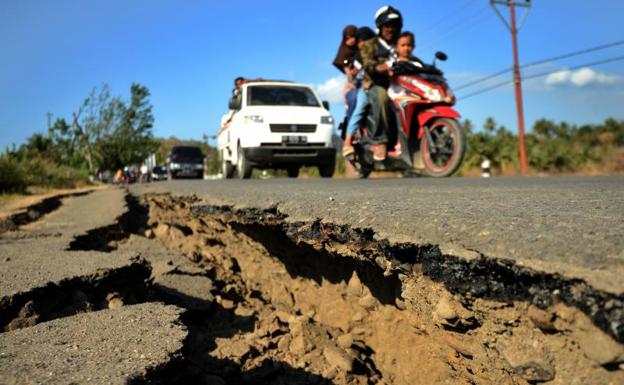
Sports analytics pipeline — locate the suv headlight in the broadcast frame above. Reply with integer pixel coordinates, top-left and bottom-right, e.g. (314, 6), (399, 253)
(244, 115), (264, 124)
(321, 115), (334, 124)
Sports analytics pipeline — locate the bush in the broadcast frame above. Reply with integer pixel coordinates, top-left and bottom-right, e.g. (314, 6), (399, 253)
(0, 155), (89, 193)
(0, 155), (27, 193)
(21, 157), (89, 188)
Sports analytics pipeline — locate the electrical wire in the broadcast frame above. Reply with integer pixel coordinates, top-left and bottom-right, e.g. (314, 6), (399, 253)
(522, 39), (624, 69)
(457, 54), (624, 100)
(455, 67), (512, 91)
(523, 54), (624, 81)
(454, 39), (624, 91)
(419, 0), (480, 34)
(420, 4), (492, 51)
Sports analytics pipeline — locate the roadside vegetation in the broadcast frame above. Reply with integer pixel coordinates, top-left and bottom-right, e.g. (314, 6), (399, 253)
(3, 81), (623, 193)
(460, 117), (624, 176)
(1, 83), (159, 194)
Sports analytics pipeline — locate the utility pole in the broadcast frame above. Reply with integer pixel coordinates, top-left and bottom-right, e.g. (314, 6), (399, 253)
(491, 0), (531, 175)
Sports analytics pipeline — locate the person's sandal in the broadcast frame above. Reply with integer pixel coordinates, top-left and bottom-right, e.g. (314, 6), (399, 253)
(342, 135), (355, 157)
(372, 144), (387, 161)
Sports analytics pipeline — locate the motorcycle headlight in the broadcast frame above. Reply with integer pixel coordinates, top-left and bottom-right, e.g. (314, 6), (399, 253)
(409, 78), (444, 102)
(425, 88), (444, 102)
(321, 115), (334, 124)
(244, 115), (264, 124)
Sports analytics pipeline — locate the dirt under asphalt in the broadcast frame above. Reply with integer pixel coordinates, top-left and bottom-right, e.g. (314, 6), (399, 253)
(1, 188), (623, 385)
(136, 193), (624, 385)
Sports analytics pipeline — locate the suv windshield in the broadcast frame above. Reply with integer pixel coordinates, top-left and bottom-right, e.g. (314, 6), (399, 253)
(170, 146), (203, 162)
(247, 85), (320, 107)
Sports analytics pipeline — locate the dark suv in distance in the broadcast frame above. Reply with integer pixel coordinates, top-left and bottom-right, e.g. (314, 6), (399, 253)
(167, 145), (205, 179)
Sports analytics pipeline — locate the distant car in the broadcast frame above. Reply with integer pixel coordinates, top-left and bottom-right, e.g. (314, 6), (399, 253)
(151, 166), (168, 181)
(166, 146), (205, 179)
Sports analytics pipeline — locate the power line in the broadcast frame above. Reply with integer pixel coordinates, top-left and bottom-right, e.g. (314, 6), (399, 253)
(524, 54), (624, 81)
(457, 78), (513, 99)
(522, 39), (624, 69)
(420, 0), (480, 34)
(457, 54), (624, 100)
(420, 5), (491, 50)
(455, 67), (511, 91)
(455, 39), (624, 91)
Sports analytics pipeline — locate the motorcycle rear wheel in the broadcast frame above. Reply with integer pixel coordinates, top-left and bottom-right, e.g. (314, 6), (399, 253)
(420, 118), (465, 177)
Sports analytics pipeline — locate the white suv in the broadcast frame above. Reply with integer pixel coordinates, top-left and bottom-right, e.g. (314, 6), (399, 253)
(217, 80), (336, 179)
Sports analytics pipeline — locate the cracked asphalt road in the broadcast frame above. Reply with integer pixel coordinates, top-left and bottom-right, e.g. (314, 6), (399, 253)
(132, 176), (624, 294)
(0, 180), (622, 385)
(0, 189), (187, 385)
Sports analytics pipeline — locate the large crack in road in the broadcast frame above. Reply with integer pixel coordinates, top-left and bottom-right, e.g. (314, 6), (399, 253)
(137, 193), (624, 385)
(0, 190), (92, 236)
(1, 189), (622, 384)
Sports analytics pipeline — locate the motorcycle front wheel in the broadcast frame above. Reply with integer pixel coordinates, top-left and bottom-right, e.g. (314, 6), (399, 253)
(420, 118), (465, 177)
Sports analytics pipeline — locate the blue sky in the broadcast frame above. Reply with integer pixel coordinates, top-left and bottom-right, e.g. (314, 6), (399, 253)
(1, 0), (624, 149)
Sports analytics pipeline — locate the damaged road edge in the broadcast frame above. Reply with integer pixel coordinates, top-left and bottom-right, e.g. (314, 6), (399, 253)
(188, 200), (624, 344)
(0, 190), (92, 234)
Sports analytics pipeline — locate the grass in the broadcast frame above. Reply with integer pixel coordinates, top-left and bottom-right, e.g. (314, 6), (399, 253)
(0, 155), (90, 194)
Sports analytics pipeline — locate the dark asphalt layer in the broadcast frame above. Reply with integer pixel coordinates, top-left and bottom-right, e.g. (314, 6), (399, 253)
(132, 176), (624, 294)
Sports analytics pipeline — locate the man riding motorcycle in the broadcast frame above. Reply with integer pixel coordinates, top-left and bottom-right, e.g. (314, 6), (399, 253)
(360, 5), (403, 161)
(342, 6), (466, 178)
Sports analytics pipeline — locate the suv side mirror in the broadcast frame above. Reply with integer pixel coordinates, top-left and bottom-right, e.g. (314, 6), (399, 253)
(435, 51), (448, 62)
(322, 100), (330, 111)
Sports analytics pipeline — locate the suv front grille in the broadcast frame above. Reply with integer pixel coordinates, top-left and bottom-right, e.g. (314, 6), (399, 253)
(270, 124), (317, 133)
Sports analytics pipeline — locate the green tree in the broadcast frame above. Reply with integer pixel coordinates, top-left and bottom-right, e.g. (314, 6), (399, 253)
(462, 117), (518, 171)
(49, 83), (158, 174)
(98, 83), (158, 170)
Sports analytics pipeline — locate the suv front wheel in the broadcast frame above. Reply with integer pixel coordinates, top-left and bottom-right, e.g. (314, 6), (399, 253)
(237, 147), (252, 179)
(318, 159), (335, 178)
(287, 166), (300, 178)
(222, 151), (234, 179)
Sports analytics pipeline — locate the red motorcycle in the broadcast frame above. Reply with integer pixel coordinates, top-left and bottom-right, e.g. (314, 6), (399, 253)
(343, 52), (465, 178)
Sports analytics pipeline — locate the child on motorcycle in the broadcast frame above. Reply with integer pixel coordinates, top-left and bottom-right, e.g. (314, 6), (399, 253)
(332, 25), (359, 121)
(342, 26), (376, 157)
(388, 31), (425, 99)
(395, 32), (423, 69)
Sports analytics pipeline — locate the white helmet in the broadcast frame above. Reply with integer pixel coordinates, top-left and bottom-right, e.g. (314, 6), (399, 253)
(375, 6), (403, 30)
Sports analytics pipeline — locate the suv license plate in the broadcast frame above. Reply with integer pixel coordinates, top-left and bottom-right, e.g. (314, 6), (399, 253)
(282, 135), (307, 144)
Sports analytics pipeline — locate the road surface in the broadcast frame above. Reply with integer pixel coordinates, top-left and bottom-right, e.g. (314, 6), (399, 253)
(133, 176), (624, 294)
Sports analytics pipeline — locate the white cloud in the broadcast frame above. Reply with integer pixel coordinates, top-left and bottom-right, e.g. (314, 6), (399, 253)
(545, 69), (571, 85)
(544, 67), (621, 87)
(314, 75), (346, 103)
(571, 67), (619, 86)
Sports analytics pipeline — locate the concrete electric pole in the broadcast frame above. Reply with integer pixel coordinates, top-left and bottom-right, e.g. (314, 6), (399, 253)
(490, 0), (531, 175)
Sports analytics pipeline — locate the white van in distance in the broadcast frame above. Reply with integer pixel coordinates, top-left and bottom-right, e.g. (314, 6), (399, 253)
(217, 80), (336, 179)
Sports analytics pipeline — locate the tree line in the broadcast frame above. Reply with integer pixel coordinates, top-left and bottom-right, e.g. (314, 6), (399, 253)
(2, 81), (623, 193)
(1, 83), (159, 192)
(461, 117), (624, 175)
